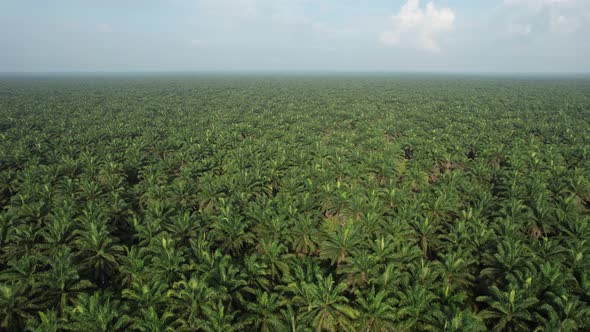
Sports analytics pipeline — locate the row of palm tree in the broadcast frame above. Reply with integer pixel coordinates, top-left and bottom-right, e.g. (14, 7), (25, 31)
(1, 76), (589, 330)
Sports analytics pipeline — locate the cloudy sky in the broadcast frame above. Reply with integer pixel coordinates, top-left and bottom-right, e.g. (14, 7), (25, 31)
(1, 0), (589, 72)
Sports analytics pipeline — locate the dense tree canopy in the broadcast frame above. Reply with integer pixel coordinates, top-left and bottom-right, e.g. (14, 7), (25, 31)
(0, 75), (589, 331)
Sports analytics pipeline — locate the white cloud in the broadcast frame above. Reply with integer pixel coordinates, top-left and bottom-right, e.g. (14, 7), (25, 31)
(185, 0), (357, 51)
(497, 0), (588, 38)
(502, 0), (576, 8)
(504, 23), (533, 37)
(380, 0), (455, 52)
(193, 0), (311, 25)
(97, 23), (112, 33)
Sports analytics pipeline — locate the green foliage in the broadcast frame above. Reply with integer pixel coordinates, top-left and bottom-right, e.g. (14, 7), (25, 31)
(1, 75), (589, 330)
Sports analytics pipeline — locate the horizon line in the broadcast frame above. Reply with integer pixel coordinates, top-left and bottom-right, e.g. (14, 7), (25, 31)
(1, 70), (590, 78)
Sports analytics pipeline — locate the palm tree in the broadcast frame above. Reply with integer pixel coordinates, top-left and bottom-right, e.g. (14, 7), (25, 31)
(567, 170), (590, 203)
(200, 300), (243, 332)
(560, 215), (590, 243)
(146, 237), (185, 284)
(319, 222), (363, 267)
(260, 240), (293, 283)
(166, 277), (212, 331)
(374, 263), (410, 294)
(289, 214), (320, 256)
(481, 238), (534, 287)
(292, 274), (359, 332)
(25, 310), (62, 332)
(209, 206), (255, 256)
(137, 169), (170, 208)
(279, 303), (309, 332)
(395, 284), (444, 331)
(408, 259), (440, 290)
(117, 246), (148, 287)
(0, 211), (13, 251)
(420, 190), (458, 223)
(254, 216), (291, 248)
(73, 221), (124, 285)
(40, 247), (93, 315)
(122, 279), (168, 312)
(96, 161), (126, 194)
(535, 294), (590, 332)
(35, 204), (76, 256)
(241, 255), (271, 293)
(196, 174), (227, 213)
(1, 282), (44, 331)
(433, 252), (475, 297)
(338, 250), (378, 289)
(355, 288), (398, 332)
(369, 236), (400, 266)
(167, 178), (198, 210)
(532, 237), (565, 263)
(555, 195), (588, 228)
(443, 309), (486, 332)
(244, 290), (287, 332)
(3, 219), (36, 258)
(184, 233), (213, 265)
(283, 255), (323, 287)
(163, 211), (201, 248)
(525, 198), (554, 238)
(477, 285), (539, 331)
(0, 253), (42, 287)
(445, 217), (493, 264)
(537, 262), (575, 301)
(564, 239), (590, 274)
(201, 250), (248, 305)
(130, 213), (164, 248)
(64, 291), (128, 331)
(127, 306), (175, 332)
(409, 217), (443, 259)
(77, 177), (104, 201)
(404, 165), (429, 192)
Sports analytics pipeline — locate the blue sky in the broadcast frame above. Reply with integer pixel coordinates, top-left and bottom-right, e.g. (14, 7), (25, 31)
(1, 0), (589, 72)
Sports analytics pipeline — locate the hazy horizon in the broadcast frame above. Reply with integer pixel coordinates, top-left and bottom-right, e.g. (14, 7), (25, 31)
(2, 70), (590, 78)
(3, 0), (590, 73)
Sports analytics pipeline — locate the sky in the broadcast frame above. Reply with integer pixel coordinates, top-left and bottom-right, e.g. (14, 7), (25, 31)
(1, 0), (589, 73)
